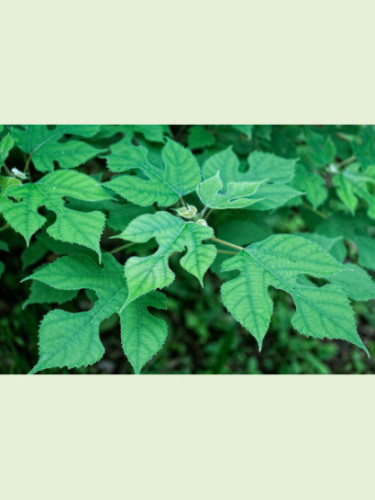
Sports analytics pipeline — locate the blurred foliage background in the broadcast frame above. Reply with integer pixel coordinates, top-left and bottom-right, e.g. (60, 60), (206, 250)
(1, 124), (375, 374)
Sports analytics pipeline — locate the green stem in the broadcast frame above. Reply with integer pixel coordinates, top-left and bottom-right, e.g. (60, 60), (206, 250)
(0, 223), (10, 233)
(2, 164), (12, 176)
(109, 242), (137, 254)
(200, 206), (209, 218)
(204, 208), (214, 220)
(217, 249), (237, 255)
(302, 202), (329, 219)
(336, 155), (356, 169)
(335, 132), (360, 144)
(24, 154), (32, 175)
(210, 237), (244, 251)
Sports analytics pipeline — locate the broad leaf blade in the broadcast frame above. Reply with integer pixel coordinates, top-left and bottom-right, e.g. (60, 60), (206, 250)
(119, 211), (216, 304)
(27, 253), (168, 373)
(2, 170), (111, 257)
(221, 234), (367, 353)
(106, 139), (201, 207)
(120, 291), (168, 374)
(197, 171), (263, 209)
(12, 125), (102, 172)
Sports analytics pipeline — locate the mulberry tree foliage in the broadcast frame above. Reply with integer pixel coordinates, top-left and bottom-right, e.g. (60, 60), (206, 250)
(0, 124), (374, 374)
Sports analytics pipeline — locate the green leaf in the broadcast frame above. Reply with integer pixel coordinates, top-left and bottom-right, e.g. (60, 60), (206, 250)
(329, 263), (375, 302)
(2, 170), (111, 257)
(302, 129), (336, 167)
(353, 126), (375, 168)
(202, 147), (240, 183)
(293, 164), (328, 209)
(188, 126), (216, 149)
(120, 291), (168, 374)
(296, 232), (346, 262)
(12, 125), (102, 172)
(197, 171), (264, 209)
(333, 164), (375, 219)
(132, 125), (169, 143)
(210, 217), (273, 278)
(316, 214), (375, 271)
(106, 139), (201, 207)
(232, 125), (254, 139)
(0, 175), (21, 210)
(26, 253), (168, 373)
(0, 134), (14, 168)
(221, 234), (367, 353)
(0, 238), (8, 279)
(247, 151), (297, 184)
(23, 280), (78, 308)
(119, 211), (217, 305)
(202, 148), (301, 210)
(0, 240), (9, 251)
(104, 201), (153, 232)
(21, 232), (96, 269)
(97, 125), (169, 144)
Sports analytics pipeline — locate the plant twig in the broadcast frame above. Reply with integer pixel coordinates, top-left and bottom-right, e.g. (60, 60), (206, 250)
(24, 154), (32, 175)
(210, 237), (244, 251)
(217, 249), (237, 255)
(302, 202), (329, 219)
(109, 242), (137, 254)
(200, 206), (209, 218)
(204, 208), (214, 220)
(2, 164), (12, 176)
(336, 155), (356, 169)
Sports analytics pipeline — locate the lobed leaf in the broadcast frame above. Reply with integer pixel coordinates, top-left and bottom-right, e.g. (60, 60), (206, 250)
(333, 164), (375, 219)
(26, 253), (168, 374)
(119, 211), (217, 305)
(221, 234), (367, 353)
(202, 148), (302, 210)
(197, 171), (264, 209)
(106, 139), (201, 207)
(11, 125), (102, 172)
(2, 170), (111, 257)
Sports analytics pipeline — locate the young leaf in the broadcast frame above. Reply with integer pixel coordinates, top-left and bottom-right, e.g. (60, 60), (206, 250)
(197, 171), (264, 209)
(244, 152), (302, 210)
(11, 125), (102, 172)
(302, 129), (336, 167)
(202, 148), (301, 210)
(106, 139), (201, 207)
(333, 164), (375, 219)
(221, 234), (367, 353)
(26, 253), (168, 374)
(118, 211), (217, 305)
(293, 164), (328, 209)
(2, 170), (111, 257)
(0, 133), (14, 169)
